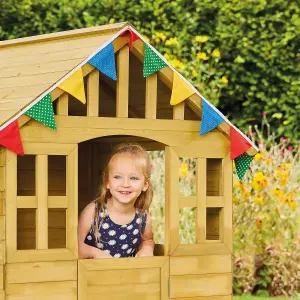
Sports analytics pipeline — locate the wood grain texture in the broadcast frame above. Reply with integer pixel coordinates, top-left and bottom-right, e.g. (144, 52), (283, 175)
(145, 73), (157, 119)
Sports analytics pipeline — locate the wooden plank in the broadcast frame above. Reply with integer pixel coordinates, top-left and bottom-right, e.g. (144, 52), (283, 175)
(0, 167), (4, 192)
(36, 155), (48, 249)
(16, 196), (67, 209)
(145, 73), (157, 119)
(78, 261), (87, 300)
(23, 142), (76, 155)
(80, 256), (168, 271)
(170, 273), (232, 298)
(0, 192), (4, 216)
(57, 93), (69, 116)
(207, 196), (224, 208)
(165, 146), (180, 255)
(0, 265), (2, 290)
(6, 150), (17, 261)
(0, 148), (5, 166)
(172, 243), (231, 256)
(179, 196), (197, 209)
(116, 45), (129, 117)
(6, 261), (77, 284)
(170, 295), (232, 300)
(66, 146), (78, 258)
(86, 268), (160, 286)
(87, 283), (160, 300)
(9, 248), (76, 263)
(196, 158), (206, 243)
(222, 154), (232, 251)
(0, 217), (4, 241)
(48, 196), (68, 208)
(161, 258), (169, 300)
(0, 241), (5, 265)
(87, 69), (99, 117)
(173, 102), (185, 120)
(170, 255), (232, 275)
(6, 281), (77, 300)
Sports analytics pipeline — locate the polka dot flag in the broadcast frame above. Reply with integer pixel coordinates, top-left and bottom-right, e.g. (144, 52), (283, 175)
(25, 93), (56, 130)
(234, 154), (254, 180)
(143, 44), (167, 77)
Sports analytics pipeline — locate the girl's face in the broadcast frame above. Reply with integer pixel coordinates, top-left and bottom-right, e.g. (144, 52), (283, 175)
(106, 153), (149, 206)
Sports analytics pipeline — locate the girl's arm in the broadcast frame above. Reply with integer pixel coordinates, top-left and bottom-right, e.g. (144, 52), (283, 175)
(136, 213), (155, 257)
(78, 202), (112, 259)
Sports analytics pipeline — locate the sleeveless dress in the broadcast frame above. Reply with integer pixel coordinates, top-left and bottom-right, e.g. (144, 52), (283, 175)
(84, 203), (147, 258)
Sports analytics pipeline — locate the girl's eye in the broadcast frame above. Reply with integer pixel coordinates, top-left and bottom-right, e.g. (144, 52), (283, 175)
(114, 175), (121, 179)
(131, 177), (139, 181)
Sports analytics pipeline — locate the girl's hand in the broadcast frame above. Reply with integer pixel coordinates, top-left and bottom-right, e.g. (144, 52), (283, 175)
(135, 249), (154, 257)
(92, 249), (112, 259)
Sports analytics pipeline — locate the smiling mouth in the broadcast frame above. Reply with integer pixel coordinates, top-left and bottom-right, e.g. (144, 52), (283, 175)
(119, 191), (132, 195)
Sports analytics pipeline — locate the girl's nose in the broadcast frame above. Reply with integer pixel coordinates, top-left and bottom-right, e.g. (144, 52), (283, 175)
(121, 178), (130, 187)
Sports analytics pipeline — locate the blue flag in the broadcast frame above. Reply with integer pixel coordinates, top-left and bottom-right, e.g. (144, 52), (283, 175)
(88, 42), (117, 80)
(200, 99), (224, 135)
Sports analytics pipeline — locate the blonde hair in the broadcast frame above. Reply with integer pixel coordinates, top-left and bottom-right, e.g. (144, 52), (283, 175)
(93, 143), (153, 243)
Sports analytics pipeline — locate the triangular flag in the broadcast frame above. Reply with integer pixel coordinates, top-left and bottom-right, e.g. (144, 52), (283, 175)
(88, 42), (117, 80)
(230, 127), (252, 160)
(143, 44), (167, 77)
(170, 72), (195, 105)
(0, 121), (24, 156)
(25, 94), (56, 130)
(200, 100), (224, 135)
(59, 69), (86, 104)
(120, 28), (140, 51)
(234, 154), (254, 180)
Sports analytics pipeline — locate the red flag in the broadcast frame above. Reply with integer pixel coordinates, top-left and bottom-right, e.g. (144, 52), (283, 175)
(120, 28), (140, 51)
(230, 127), (251, 160)
(0, 120), (24, 156)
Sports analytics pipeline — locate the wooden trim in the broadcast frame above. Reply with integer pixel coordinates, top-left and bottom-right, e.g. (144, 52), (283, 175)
(36, 155), (48, 249)
(179, 196), (197, 209)
(116, 45), (129, 117)
(196, 158), (206, 243)
(161, 259), (170, 300)
(222, 154), (232, 251)
(5, 150), (17, 262)
(173, 102), (185, 120)
(171, 243), (231, 256)
(207, 196), (224, 208)
(87, 69), (99, 117)
(78, 261), (88, 300)
(16, 196), (68, 209)
(145, 73), (157, 119)
(56, 93), (69, 116)
(165, 146), (180, 255)
(66, 146), (78, 258)
(22, 142), (76, 155)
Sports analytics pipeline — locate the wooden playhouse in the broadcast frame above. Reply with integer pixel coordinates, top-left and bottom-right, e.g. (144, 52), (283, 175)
(0, 22), (258, 300)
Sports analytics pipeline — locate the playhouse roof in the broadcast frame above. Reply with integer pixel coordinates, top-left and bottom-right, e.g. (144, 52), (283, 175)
(0, 22), (258, 155)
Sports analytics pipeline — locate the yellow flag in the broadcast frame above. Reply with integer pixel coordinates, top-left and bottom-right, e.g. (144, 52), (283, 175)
(170, 72), (195, 105)
(59, 68), (86, 104)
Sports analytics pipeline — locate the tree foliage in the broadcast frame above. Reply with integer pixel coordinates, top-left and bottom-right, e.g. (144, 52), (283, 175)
(1, 0), (299, 141)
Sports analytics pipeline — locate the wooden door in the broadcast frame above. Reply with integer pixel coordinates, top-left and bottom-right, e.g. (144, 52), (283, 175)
(164, 144), (233, 300)
(78, 257), (169, 300)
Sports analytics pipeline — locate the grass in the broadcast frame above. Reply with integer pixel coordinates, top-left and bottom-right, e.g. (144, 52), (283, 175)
(234, 296), (300, 300)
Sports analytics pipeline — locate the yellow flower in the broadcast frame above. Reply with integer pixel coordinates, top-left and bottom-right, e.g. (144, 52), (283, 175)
(272, 188), (283, 198)
(197, 52), (209, 60)
(254, 153), (261, 161)
(195, 35), (209, 43)
(288, 201), (297, 211)
(233, 196), (239, 203)
(253, 195), (263, 205)
(212, 49), (221, 58)
(265, 157), (272, 165)
(142, 35), (150, 43)
(192, 69), (198, 77)
(251, 172), (268, 190)
(155, 32), (167, 42)
(165, 37), (178, 46)
(170, 59), (184, 70)
(281, 163), (292, 170)
(280, 195), (288, 204)
(164, 53), (170, 60)
(221, 76), (229, 84)
(179, 163), (188, 177)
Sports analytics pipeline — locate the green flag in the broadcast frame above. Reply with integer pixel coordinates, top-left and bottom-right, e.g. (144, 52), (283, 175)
(234, 154), (254, 180)
(25, 93), (56, 130)
(143, 44), (167, 77)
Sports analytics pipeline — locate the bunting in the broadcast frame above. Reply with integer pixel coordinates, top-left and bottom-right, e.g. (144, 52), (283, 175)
(88, 42), (117, 80)
(0, 120), (24, 156)
(230, 127), (252, 160)
(200, 100), (224, 135)
(143, 44), (167, 77)
(25, 94), (56, 130)
(170, 72), (195, 105)
(120, 28), (140, 51)
(59, 69), (86, 104)
(234, 154), (254, 180)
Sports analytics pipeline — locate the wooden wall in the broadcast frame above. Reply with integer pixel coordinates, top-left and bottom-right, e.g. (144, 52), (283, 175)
(0, 147), (5, 299)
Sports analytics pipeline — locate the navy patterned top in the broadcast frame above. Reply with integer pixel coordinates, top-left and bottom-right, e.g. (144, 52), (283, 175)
(84, 203), (147, 258)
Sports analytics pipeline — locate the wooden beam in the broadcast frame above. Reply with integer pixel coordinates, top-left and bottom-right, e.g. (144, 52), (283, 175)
(56, 93), (68, 116)
(145, 73), (157, 119)
(173, 102), (185, 120)
(87, 69), (99, 117)
(116, 45), (129, 117)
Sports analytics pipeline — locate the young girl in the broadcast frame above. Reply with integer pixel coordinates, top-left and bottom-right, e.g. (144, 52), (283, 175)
(78, 143), (155, 258)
